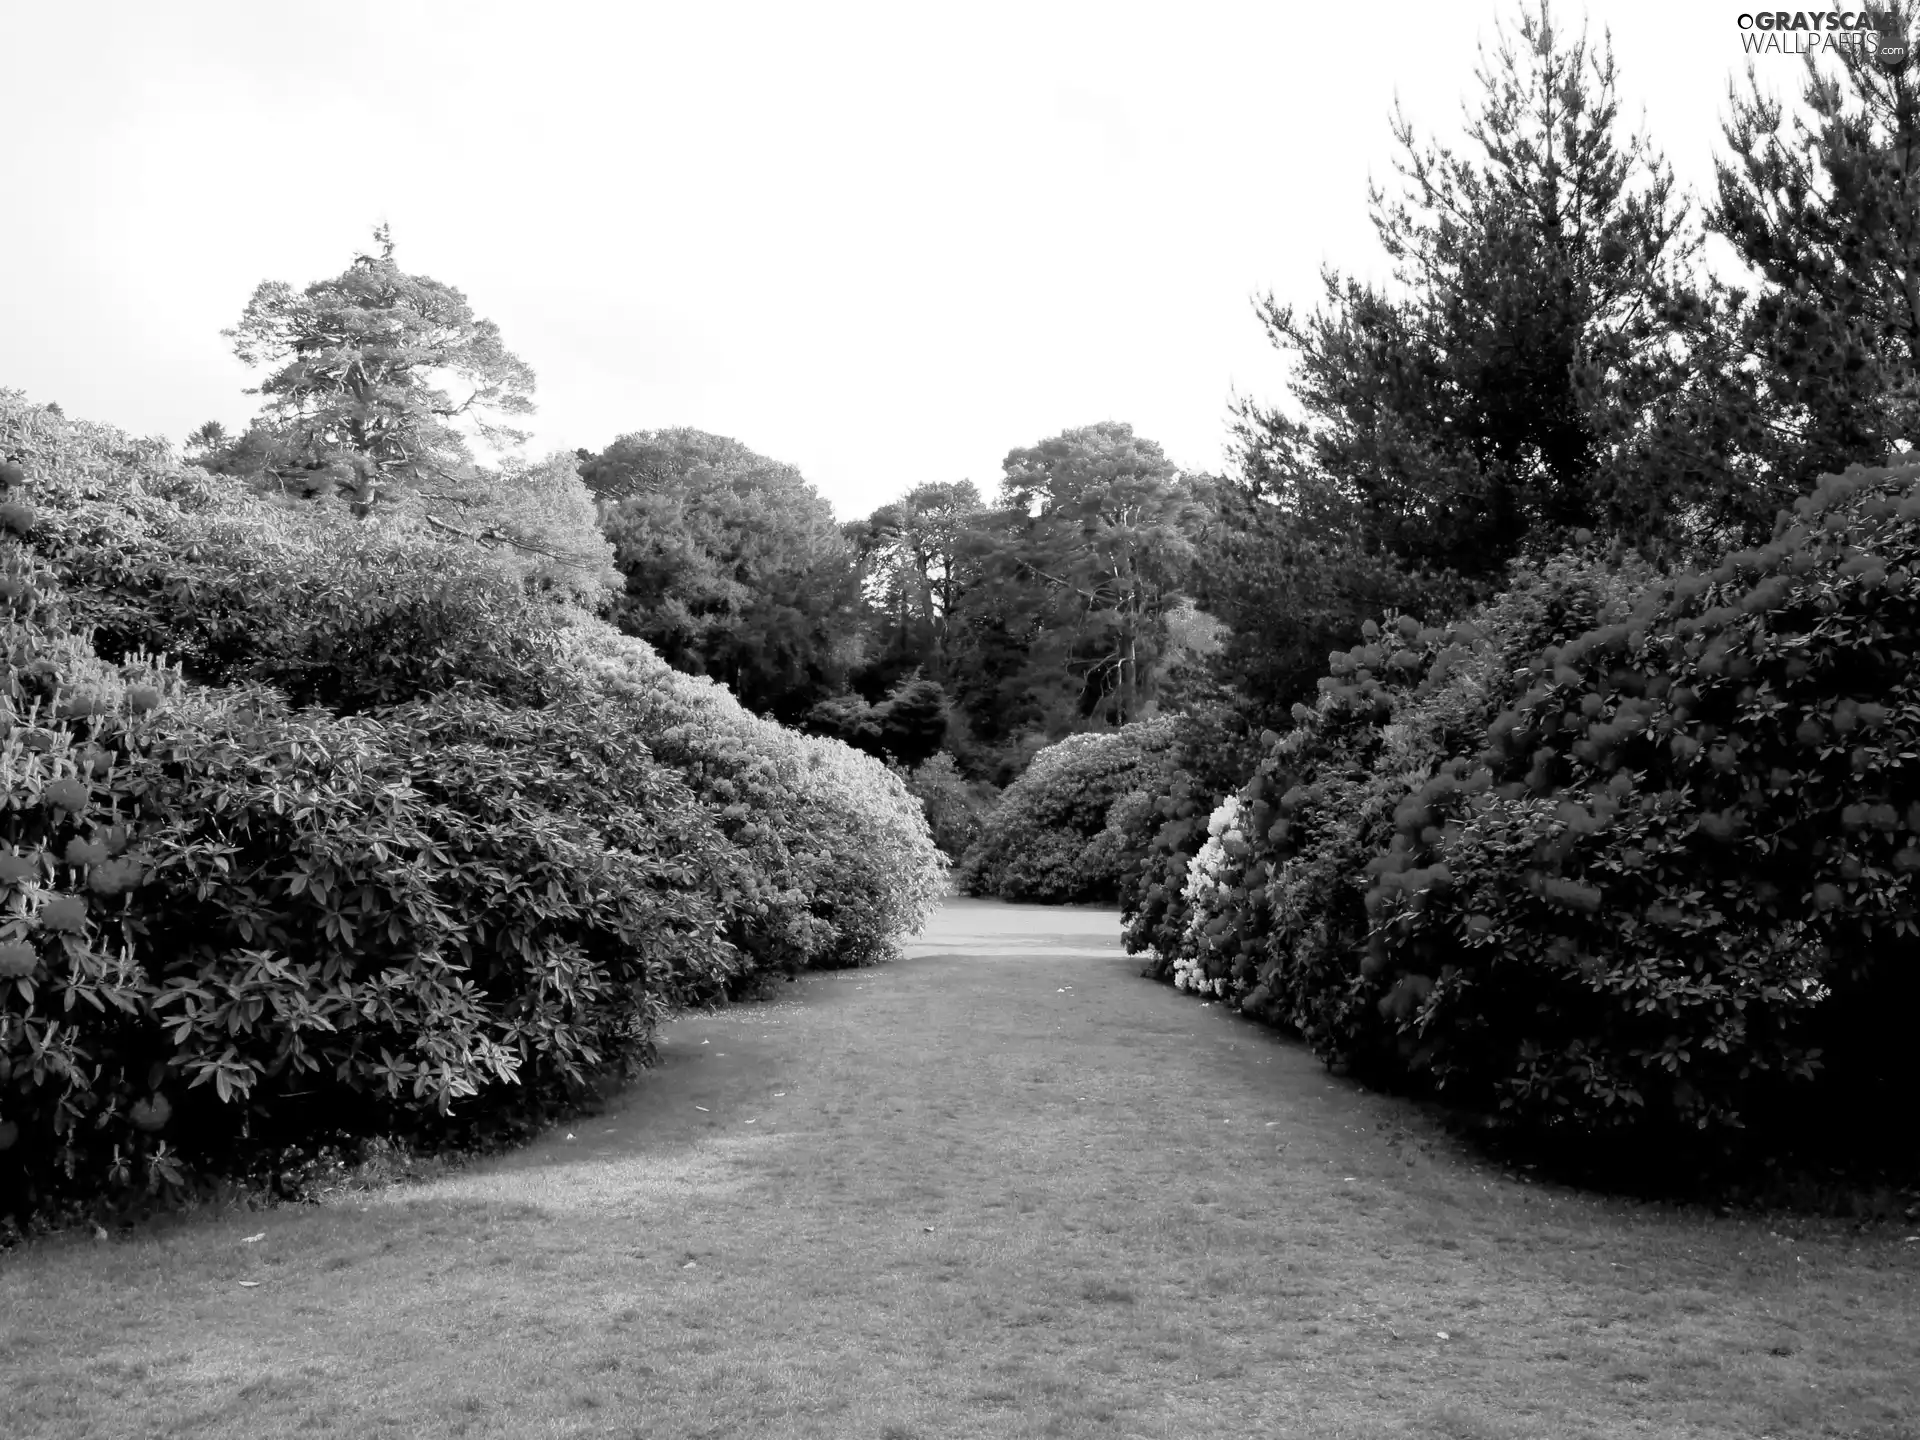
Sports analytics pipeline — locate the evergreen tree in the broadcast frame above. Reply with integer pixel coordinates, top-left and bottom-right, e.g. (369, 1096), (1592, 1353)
(219, 226), (536, 511)
(1710, 4), (1920, 505)
(986, 422), (1206, 731)
(1234, 2), (1700, 590)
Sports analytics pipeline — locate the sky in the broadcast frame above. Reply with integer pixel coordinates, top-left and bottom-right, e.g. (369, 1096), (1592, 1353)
(0, 1), (1796, 521)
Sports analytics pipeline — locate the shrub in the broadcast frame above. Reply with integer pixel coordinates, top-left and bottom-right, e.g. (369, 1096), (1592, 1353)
(561, 619), (946, 971)
(960, 721), (1175, 902)
(1118, 701), (1267, 972)
(1150, 476), (1920, 1166)
(0, 393), (946, 1224)
(899, 752), (996, 860)
(1, 392), (944, 980)
(0, 570), (746, 1219)
(807, 676), (952, 769)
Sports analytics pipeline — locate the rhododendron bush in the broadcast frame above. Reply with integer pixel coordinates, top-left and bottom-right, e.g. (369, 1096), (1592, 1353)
(959, 720), (1174, 903)
(1132, 476), (1920, 1160)
(0, 393), (941, 1222)
(563, 619), (944, 972)
(1116, 704), (1265, 968)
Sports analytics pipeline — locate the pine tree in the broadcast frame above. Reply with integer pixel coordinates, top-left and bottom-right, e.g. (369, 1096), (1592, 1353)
(1234, 1), (1701, 588)
(222, 226), (535, 511)
(1711, 3), (1920, 499)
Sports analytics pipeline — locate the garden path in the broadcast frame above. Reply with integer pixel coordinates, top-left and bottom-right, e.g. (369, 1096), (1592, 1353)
(3, 897), (1917, 1439)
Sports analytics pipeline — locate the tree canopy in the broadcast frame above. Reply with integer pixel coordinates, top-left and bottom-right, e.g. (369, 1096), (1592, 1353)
(217, 226), (536, 511)
(988, 422), (1205, 730)
(1708, 1), (1920, 502)
(586, 429), (863, 723)
(1213, 2), (1710, 722)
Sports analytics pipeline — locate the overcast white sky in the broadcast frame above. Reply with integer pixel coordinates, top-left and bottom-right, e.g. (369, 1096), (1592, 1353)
(2, 2), (1784, 520)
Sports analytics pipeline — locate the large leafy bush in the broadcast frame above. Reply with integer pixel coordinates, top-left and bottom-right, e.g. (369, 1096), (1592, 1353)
(562, 620), (945, 971)
(0, 574), (745, 1219)
(18, 405), (566, 712)
(0, 393), (942, 1224)
(1117, 702), (1266, 966)
(1144, 475), (1920, 1161)
(960, 721), (1175, 902)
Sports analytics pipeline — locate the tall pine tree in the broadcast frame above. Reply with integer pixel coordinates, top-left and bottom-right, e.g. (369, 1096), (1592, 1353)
(1217, 2), (1706, 717)
(1711, 3), (1920, 502)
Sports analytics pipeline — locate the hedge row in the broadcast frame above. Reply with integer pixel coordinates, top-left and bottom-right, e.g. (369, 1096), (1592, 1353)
(0, 393), (944, 1222)
(1132, 467), (1920, 1169)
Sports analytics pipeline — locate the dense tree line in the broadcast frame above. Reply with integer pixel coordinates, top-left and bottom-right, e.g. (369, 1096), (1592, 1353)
(572, 420), (1215, 786)
(180, 1), (1920, 858)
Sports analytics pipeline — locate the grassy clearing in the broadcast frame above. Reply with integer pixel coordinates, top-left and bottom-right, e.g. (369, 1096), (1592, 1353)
(3, 897), (1917, 1439)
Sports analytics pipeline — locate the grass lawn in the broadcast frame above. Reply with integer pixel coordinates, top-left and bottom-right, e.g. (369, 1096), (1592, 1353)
(2, 896), (1917, 1439)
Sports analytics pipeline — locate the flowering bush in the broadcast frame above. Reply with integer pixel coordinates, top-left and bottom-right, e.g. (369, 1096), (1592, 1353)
(561, 618), (945, 973)
(0, 393), (945, 1223)
(1169, 796), (1246, 998)
(1118, 703), (1266, 975)
(1145, 484), (1920, 1161)
(959, 721), (1175, 902)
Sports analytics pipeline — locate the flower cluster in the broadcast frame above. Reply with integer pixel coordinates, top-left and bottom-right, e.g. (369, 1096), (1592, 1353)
(1171, 796), (1245, 998)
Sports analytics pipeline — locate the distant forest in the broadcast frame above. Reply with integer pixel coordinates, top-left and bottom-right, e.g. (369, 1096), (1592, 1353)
(182, 0), (1920, 798)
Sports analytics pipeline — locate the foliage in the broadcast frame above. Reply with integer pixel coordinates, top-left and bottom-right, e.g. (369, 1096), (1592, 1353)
(981, 423), (1206, 730)
(43, 482), (564, 719)
(587, 429), (864, 723)
(845, 481), (986, 692)
(561, 619), (946, 972)
(1117, 699), (1268, 966)
(842, 427), (1214, 774)
(959, 720), (1175, 903)
(406, 452), (620, 602)
(1221, 3), (1708, 732)
(1706, 4), (1920, 513)
(806, 675), (950, 768)
(0, 538), (745, 1221)
(215, 226), (536, 511)
(1228, 7), (1697, 579)
(0, 393), (943, 1223)
(1204, 478), (1471, 724)
(899, 751), (997, 860)
(1144, 471), (1920, 1163)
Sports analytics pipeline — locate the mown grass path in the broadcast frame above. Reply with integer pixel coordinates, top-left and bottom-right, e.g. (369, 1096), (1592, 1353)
(4, 897), (1917, 1439)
